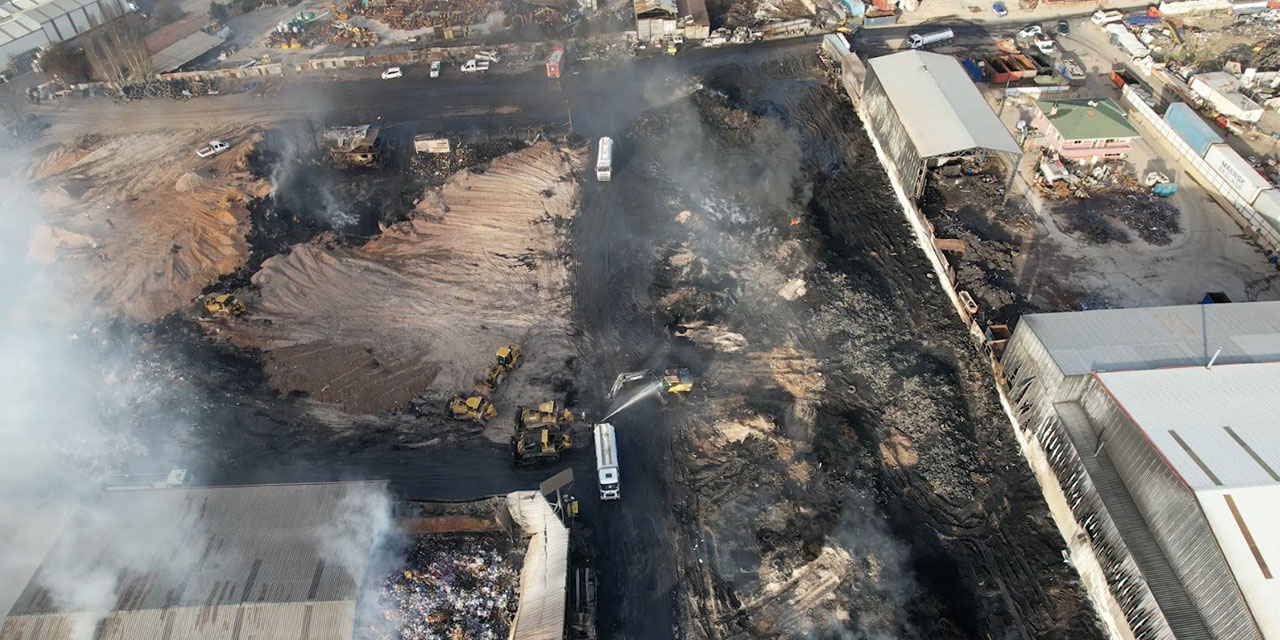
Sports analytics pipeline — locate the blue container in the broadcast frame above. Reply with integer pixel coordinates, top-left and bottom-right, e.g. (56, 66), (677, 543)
(1152, 182), (1179, 197)
(961, 58), (983, 82)
(1124, 15), (1160, 25)
(1164, 102), (1223, 157)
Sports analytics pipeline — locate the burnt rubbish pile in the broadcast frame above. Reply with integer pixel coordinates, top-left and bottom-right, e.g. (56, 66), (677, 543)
(1053, 191), (1181, 245)
(366, 534), (520, 640)
(603, 68), (1100, 638)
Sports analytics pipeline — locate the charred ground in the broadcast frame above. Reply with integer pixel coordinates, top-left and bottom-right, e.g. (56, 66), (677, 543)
(25, 50), (1104, 640)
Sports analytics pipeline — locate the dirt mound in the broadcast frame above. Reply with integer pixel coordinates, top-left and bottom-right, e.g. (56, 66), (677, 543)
(27, 130), (266, 323)
(221, 142), (582, 414)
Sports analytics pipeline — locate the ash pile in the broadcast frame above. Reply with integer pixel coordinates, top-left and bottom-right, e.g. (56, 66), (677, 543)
(1052, 190), (1181, 245)
(364, 534), (520, 640)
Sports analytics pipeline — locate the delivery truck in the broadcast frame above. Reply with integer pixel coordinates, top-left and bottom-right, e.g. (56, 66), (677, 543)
(596, 136), (613, 182)
(595, 423), (621, 501)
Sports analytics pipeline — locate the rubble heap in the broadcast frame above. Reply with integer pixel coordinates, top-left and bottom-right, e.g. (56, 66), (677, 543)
(368, 535), (519, 640)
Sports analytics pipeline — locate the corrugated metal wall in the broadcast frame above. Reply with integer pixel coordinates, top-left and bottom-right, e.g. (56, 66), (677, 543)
(1001, 325), (1177, 640)
(861, 67), (924, 197)
(1079, 379), (1264, 640)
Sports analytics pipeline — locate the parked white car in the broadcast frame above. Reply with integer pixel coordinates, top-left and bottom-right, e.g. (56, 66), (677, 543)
(381, 66), (402, 80)
(1018, 24), (1042, 38)
(430, 60), (441, 78)
(196, 140), (230, 158)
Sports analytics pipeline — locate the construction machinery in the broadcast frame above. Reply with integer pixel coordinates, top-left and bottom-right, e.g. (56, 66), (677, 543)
(477, 343), (522, 390)
(511, 424), (572, 466)
(607, 367), (694, 400)
(448, 394), (496, 422)
(203, 293), (245, 317)
(516, 400), (576, 428)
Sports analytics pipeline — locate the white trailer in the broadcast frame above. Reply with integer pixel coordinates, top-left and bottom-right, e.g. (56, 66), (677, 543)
(596, 137), (613, 182)
(907, 28), (953, 49)
(594, 423), (621, 500)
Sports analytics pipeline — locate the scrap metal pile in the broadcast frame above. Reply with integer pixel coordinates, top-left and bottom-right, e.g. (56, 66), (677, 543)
(347, 0), (494, 31)
(367, 535), (519, 640)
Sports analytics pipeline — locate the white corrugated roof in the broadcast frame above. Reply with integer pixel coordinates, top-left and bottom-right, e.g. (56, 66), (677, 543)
(1, 481), (387, 640)
(0, 0), (119, 46)
(1023, 301), (1280, 375)
(1195, 486), (1279, 639)
(1095, 363), (1280, 638)
(150, 30), (224, 72)
(506, 491), (568, 640)
(1095, 363), (1280, 491)
(866, 51), (1020, 157)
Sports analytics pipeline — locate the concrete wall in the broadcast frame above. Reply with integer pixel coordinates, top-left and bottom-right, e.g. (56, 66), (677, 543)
(1078, 377), (1263, 640)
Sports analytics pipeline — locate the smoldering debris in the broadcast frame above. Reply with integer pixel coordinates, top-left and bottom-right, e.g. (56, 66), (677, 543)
(607, 73), (1100, 639)
(1052, 192), (1181, 246)
(363, 534), (519, 640)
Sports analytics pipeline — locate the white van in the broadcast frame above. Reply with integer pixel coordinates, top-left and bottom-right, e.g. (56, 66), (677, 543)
(596, 137), (613, 182)
(595, 423), (620, 500)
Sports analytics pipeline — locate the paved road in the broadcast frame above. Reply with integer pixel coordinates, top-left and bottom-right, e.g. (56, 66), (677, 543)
(34, 37), (822, 141)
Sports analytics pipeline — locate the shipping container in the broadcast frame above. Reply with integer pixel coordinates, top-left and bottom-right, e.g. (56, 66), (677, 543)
(863, 11), (898, 27)
(1205, 143), (1272, 204)
(1056, 58), (1086, 85)
(1163, 102), (1223, 157)
(990, 56), (1017, 83)
(1011, 54), (1038, 79)
(961, 58), (984, 81)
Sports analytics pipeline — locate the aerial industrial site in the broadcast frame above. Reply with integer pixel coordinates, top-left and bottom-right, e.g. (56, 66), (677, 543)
(1, 0), (1279, 637)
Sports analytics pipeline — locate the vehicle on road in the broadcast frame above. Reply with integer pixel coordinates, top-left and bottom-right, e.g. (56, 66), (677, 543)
(430, 60), (440, 78)
(1018, 24), (1041, 38)
(546, 46), (565, 78)
(460, 58), (489, 73)
(907, 27), (954, 49)
(196, 140), (230, 158)
(381, 66), (402, 80)
(595, 423), (620, 500)
(1056, 19), (1070, 35)
(992, 2), (1007, 17)
(597, 136), (613, 182)
(1091, 9), (1123, 24)
(1034, 32), (1055, 53)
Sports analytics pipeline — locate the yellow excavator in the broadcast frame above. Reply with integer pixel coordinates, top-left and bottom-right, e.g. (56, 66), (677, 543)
(608, 367), (694, 401)
(511, 424), (572, 466)
(477, 343), (523, 391)
(448, 394), (496, 422)
(203, 293), (245, 318)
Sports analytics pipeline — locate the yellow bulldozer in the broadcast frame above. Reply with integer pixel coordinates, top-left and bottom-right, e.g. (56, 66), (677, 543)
(511, 424), (572, 466)
(448, 394), (496, 423)
(203, 293), (245, 318)
(477, 343), (523, 391)
(516, 400), (576, 429)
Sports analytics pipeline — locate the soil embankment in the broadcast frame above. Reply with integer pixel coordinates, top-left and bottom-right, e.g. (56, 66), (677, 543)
(223, 142), (582, 414)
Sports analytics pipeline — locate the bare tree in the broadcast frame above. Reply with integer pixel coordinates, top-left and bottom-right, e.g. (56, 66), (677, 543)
(84, 1), (152, 83)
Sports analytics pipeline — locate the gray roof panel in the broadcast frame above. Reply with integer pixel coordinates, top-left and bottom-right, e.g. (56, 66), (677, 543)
(866, 51), (1020, 158)
(1023, 301), (1280, 375)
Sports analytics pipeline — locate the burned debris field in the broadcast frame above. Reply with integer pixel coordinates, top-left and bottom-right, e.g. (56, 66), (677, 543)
(12, 50), (1102, 640)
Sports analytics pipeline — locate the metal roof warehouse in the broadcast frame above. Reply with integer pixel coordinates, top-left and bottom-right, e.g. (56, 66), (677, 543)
(860, 50), (1021, 198)
(0, 481), (388, 640)
(999, 301), (1280, 640)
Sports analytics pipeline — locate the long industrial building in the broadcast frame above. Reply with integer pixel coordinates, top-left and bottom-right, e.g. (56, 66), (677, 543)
(0, 0), (128, 72)
(0, 481), (569, 640)
(1000, 301), (1280, 640)
(860, 50), (1021, 198)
